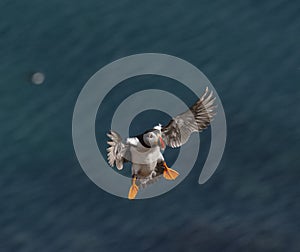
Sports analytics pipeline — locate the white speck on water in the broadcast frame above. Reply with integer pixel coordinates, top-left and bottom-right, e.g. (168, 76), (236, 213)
(31, 72), (45, 85)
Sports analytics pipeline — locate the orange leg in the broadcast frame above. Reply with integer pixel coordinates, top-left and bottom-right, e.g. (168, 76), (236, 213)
(163, 162), (179, 180)
(128, 175), (139, 200)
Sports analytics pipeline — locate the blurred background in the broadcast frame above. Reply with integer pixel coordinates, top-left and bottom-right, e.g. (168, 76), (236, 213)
(1, 0), (299, 251)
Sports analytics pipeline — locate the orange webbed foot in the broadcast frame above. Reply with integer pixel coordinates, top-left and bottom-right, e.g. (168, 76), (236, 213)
(128, 176), (139, 200)
(163, 162), (179, 180)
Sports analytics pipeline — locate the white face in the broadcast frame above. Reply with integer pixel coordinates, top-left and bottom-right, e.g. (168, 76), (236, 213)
(144, 131), (159, 147)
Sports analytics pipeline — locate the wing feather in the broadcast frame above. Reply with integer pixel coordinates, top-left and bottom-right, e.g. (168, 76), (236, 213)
(161, 87), (216, 148)
(106, 130), (130, 170)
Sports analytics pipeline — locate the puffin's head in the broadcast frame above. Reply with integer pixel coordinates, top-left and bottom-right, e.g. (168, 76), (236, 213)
(143, 129), (165, 149)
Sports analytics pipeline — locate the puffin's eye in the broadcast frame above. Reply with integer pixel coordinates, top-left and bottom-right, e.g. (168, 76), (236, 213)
(149, 134), (153, 138)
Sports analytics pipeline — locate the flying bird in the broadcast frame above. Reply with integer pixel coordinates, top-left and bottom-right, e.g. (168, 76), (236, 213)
(107, 87), (216, 199)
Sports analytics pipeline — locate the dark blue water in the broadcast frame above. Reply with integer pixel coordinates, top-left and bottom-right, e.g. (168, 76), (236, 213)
(1, 0), (300, 251)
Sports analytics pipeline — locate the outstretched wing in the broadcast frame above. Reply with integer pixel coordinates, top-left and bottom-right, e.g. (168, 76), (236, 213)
(161, 87), (216, 148)
(107, 130), (130, 170)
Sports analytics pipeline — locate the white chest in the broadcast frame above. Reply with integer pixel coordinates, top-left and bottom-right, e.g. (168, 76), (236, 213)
(130, 145), (163, 165)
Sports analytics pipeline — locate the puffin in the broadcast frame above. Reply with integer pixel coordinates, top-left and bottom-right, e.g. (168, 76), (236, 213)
(107, 87), (216, 199)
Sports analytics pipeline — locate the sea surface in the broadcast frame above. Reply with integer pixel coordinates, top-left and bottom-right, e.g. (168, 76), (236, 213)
(0, 0), (300, 251)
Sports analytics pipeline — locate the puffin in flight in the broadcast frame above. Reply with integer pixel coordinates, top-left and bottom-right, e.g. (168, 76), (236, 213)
(107, 87), (216, 199)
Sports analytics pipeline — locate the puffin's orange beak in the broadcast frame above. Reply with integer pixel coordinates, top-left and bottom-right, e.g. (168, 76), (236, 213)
(159, 136), (165, 149)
